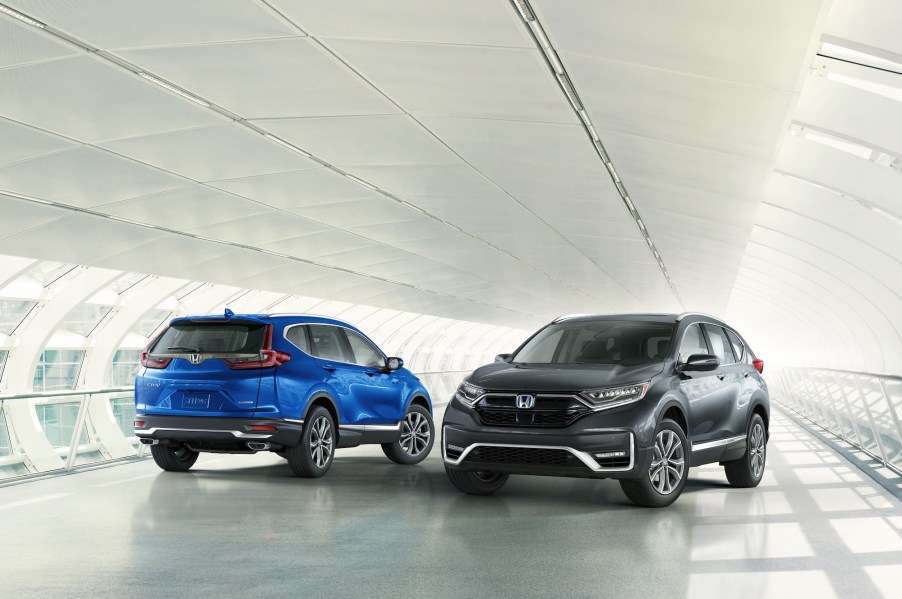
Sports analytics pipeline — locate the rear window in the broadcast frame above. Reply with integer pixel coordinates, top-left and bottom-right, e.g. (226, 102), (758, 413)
(513, 320), (675, 366)
(151, 322), (266, 354)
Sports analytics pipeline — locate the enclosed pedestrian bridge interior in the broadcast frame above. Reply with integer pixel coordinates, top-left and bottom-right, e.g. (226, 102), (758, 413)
(1, 1), (901, 598)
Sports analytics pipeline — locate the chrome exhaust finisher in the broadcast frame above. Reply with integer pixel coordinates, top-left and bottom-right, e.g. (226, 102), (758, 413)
(140, 438), (159, 445)
(246, 442), (271, 451)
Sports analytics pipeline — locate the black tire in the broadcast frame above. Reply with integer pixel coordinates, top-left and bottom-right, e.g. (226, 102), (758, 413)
(150, 444), (199, 472)
(382, 404), (435, 465)
(620, 419), (689, 508)
(286, 406), (335, 478)
(724, 413), (767, 487)
(445, 467), (509, 495)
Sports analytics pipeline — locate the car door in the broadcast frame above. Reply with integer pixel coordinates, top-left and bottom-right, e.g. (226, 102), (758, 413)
(343, 328), (405, 424)
(700, 323), (743, 440)
(307, 324), (359, 424)
(677, 323), (731, 446)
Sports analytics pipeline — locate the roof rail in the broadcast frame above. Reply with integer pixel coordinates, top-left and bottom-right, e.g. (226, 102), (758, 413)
(676, 312), (721, 321)
(551, 313), (597, 323)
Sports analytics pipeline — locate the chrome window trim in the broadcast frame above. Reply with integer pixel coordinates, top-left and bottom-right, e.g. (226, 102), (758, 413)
(442, 427), (635, 472)
(691, 434), (746, 453)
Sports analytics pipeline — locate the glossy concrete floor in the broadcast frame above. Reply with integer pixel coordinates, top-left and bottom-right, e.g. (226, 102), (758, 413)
(2, 405), (902, 599)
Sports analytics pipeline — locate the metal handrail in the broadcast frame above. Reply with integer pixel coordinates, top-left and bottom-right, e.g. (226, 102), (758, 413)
(0, 386), (132, 401)
(771, 366), (901, 476)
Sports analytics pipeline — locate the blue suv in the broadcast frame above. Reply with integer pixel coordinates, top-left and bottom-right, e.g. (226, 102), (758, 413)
(134, 311), (434, 477)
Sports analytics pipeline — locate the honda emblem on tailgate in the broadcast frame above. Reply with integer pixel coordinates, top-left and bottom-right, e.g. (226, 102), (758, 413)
(516, 394), (535, 409)
(189, 353), (203, 365)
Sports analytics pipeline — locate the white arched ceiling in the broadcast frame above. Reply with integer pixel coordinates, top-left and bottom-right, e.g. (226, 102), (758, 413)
(728, 0), (902, 374)
(2, 0), (900, 375)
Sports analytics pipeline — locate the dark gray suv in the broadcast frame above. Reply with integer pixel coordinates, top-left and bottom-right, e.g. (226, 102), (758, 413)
(442, 313), (769, 507)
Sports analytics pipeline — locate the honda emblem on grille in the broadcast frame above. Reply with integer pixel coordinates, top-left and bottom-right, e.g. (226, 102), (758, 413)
(515, 394), (535, 409)
(189, 353), (203, 365)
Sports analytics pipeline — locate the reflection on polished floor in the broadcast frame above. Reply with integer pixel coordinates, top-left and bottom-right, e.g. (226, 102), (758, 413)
(2, 405), (901, 599)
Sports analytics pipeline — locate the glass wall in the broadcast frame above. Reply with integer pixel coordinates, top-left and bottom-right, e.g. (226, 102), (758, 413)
(34, 401), (88, 449)
(33, 350), (86, 392)
(108, 349), (140, 387)
(0, 298), (37, 334)
(110, 395), (136, 438)
(60, 304), (113, 336)
(0, 408), (11, 457)
(0, 350), (7, 382)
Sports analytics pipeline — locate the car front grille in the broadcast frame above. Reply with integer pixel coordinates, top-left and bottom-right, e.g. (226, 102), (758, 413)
(474, 393), (590, 428)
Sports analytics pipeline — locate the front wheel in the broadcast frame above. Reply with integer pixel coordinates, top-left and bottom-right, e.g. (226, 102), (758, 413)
(150, 444), (199, 472)
(382, 404), (434, 465)
(620, 419), (689, 508)
(287, 406), (335, 478)
(445, 467), (509, 495)
(724, 413), (767, 487)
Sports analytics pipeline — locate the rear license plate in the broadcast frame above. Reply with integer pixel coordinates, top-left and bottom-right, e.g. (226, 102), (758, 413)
(182, 393), (211, 409)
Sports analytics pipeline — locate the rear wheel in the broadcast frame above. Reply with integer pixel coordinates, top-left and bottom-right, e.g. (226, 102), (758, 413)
(287, 406), (335, 478)
(724, 413), (767, 487)
(445, 467), (509, 495)
(150, 444), (199, 472)
(382, 404), (434, 465)
(620, 419), (688, 508)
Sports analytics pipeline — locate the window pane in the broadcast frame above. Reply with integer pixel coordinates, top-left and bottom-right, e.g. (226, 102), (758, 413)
(725, 329), (745, 361)
(308, 325), (350, 362)
(0, 407), (11, 457)
(109, 349), (140, 387)
(152, 323), (265, 354)
(678, 324), (709, 362)
(35, 402), (88, 448)
(285, 325), (311, 354)
(33, 350), (85, 391)
(0, 298), (37, 334)
(0, 350), (7, 381)
(134, 309), (171, 338)
(345, 330), (385, 368)
(703, 324), (736, 364)
(109, 395), (136, 438)
(60, 304), (113, 336)
(514, 321), (675, 365)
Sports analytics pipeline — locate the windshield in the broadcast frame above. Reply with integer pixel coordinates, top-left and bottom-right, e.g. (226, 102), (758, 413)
(512, 320), (675, 365)
(151, 322), (266, 354)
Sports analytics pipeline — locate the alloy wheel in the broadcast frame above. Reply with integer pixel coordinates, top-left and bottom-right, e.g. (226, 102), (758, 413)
(399, 411), (431, 456)
(749, 422), (766, 478)
(309, 416), (333, 468)
(648, 429), (685, 495)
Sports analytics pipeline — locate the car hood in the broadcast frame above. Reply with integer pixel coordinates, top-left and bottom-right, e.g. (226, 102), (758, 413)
(469, 362), (666, 392)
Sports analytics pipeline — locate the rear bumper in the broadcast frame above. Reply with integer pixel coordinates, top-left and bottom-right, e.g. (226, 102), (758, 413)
(134, 414), (304, 452)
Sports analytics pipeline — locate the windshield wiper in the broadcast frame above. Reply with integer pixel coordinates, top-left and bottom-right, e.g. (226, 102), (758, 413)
(167, 345), (203, 352)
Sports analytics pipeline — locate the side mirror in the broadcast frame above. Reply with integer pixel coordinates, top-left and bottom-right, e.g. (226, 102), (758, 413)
(495, 353), (512, 363)
(676, 353), (719, 373)
(386, 357), (403, 371)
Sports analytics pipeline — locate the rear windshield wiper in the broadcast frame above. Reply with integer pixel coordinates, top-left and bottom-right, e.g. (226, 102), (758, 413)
(166, 345), (204, 352)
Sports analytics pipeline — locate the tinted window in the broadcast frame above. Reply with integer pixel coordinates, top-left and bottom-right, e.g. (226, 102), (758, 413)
(284, 325), (311, 354)
(308, 325), (351, 362)
(725, 328), (745, 361)
(152, 323), (266, 354)
(513, 321), (675, 365)
(702, 324), (735, 365)
(677, 324), (708, 362)
(345, 329), (385, 368)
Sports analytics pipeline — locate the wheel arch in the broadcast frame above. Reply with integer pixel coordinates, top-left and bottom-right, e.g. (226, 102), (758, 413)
(302, 392), (340, 442)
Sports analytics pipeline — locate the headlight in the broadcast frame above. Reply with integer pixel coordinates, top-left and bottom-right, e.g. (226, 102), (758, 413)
(454, 381), (484, 407)
(580, 382), (649, 410)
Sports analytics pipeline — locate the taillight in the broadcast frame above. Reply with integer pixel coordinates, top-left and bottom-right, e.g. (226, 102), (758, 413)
(140, 330), (171, 369)
(224, 325), (291, 370)
(753, 359), (764, 374)
(134, 420), (145, 428)
(225, 349), (291, 370)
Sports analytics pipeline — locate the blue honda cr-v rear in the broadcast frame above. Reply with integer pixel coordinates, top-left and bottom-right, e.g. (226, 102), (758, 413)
(134, 310), (434, 477)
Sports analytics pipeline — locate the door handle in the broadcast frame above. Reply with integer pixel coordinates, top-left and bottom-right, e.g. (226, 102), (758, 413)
(716, 374), (725, 381)
(322, 365), (336, 373)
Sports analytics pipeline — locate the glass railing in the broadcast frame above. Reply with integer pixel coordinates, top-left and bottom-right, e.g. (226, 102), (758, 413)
(770, 367), (902, 476)
(0, 370), (471, 482)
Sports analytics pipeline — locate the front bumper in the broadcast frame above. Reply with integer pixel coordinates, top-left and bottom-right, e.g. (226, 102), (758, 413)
(134, 414), (304, 453)
(442, 399), (655, 480)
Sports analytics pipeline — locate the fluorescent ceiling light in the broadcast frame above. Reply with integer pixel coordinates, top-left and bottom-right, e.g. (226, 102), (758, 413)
(512, 0), (535, 22)
(0, 4), (45, 28)
(801, 130), (872, 159)
(345, 174), (379, 191)
(138, 72), (211, 107)
(264, 134), (312, 158)
(826, 72), (902, 103)
(821, 42), (902, 71)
